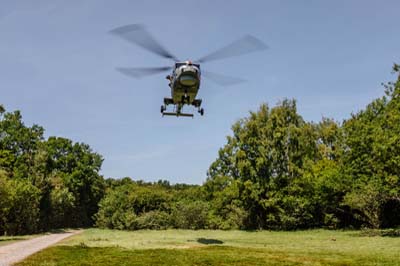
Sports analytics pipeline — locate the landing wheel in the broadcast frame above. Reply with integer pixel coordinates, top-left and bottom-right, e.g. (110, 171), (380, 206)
(199, 108), (204, 116)
(160, 105), (166, 113)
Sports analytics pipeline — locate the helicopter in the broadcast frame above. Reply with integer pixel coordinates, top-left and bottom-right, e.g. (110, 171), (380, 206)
(110, 24), (268, 117)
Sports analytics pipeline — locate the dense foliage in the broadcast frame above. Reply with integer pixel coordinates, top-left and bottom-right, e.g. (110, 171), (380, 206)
(95, 178), (208, 230)
(0, 108), (105, 235)
(204, 65), (400, 229)
(1, 65), (399, 234)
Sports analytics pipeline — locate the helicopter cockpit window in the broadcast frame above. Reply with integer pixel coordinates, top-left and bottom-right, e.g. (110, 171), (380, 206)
(175, 63), (200, 69)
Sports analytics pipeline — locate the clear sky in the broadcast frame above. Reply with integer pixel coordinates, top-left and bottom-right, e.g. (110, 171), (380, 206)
(1, 0), (400, 184)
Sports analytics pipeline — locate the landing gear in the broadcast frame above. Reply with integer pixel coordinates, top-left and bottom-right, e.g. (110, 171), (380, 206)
(163, 97), (174, 105)
(161, 97), (204, 117)
(192, 99), (204, 116)
(192, 99), (202, 108)
(160, 105), (166, 113)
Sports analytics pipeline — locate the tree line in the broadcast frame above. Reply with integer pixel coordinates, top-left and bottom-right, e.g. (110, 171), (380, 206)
(1, 65), (399, 235)
(0, 107), (105, 235)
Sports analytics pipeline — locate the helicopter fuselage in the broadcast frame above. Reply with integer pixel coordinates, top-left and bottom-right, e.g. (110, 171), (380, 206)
(161, 61), (204, 116)
(169, 62), (201, 104)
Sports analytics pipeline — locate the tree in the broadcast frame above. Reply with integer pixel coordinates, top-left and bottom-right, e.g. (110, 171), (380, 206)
(0, 105), (106, 233)
(0, 175), (41, 235)
(342, 65), (400, 228)
(206, 100), (321, 229)
(0, 109), (44, 179)
(44, 137), (105, 227)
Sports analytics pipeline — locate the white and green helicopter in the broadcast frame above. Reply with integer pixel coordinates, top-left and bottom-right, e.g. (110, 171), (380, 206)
(111, 24), (267, 117)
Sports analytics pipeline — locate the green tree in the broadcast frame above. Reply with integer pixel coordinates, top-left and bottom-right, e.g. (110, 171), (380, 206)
(206, 100), (320, 229)
(48, 138), (105, 227)
(0, 109), (44, 179)
(1, 105), (105, 233)
(342, 65), (400, 228)
(0, 175), (41, 235)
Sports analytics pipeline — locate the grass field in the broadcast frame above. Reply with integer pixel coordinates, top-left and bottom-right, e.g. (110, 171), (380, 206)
(16, 228), (400, 265)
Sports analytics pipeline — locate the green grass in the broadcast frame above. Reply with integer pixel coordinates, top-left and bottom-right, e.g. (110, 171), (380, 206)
(0, 234), (39, 247)
(16, 229), (400, 266)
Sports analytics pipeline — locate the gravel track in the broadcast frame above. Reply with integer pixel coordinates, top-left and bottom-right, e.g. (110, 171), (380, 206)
(0, 230), (80, 266)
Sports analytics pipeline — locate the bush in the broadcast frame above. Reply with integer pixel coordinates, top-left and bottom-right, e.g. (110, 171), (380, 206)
(208, 205), (248, 230)
(135, 211), (171, 229)
(171, 201), (210, 229)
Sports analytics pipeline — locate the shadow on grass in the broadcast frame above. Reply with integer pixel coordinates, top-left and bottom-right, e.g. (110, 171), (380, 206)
(196, 238), (224, 245)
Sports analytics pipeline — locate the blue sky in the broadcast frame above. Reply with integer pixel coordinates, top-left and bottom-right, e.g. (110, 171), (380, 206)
(1, 0), (400, 184)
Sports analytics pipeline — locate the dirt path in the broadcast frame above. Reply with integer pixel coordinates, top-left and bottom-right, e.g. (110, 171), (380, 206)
(0, 230), (81, 266)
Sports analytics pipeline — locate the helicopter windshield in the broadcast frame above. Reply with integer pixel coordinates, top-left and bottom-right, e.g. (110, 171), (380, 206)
(175, 62), (200, 69)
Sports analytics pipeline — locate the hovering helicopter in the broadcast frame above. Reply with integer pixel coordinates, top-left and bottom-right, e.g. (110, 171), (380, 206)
(110, 24), (268, 117)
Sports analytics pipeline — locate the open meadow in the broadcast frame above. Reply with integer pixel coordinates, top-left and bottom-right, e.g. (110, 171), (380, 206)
(16, 229), (400, 266)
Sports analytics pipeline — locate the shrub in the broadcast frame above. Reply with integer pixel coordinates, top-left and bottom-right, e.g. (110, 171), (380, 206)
(135, 211), (171, 229)
(171, 201), (210, 229)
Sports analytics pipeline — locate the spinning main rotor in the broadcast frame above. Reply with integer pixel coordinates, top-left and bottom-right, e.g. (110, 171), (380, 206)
(110, 24), (268, 85)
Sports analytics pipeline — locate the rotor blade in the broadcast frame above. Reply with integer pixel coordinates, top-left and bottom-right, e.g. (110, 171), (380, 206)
(197, 35), (268, 63)
(116, 66), (171, 78)
(202, 71), (245, 86)
(110, 24), (179, 61)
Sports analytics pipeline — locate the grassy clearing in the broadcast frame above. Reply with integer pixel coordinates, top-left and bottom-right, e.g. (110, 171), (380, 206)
(17, 229), (400, 266)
